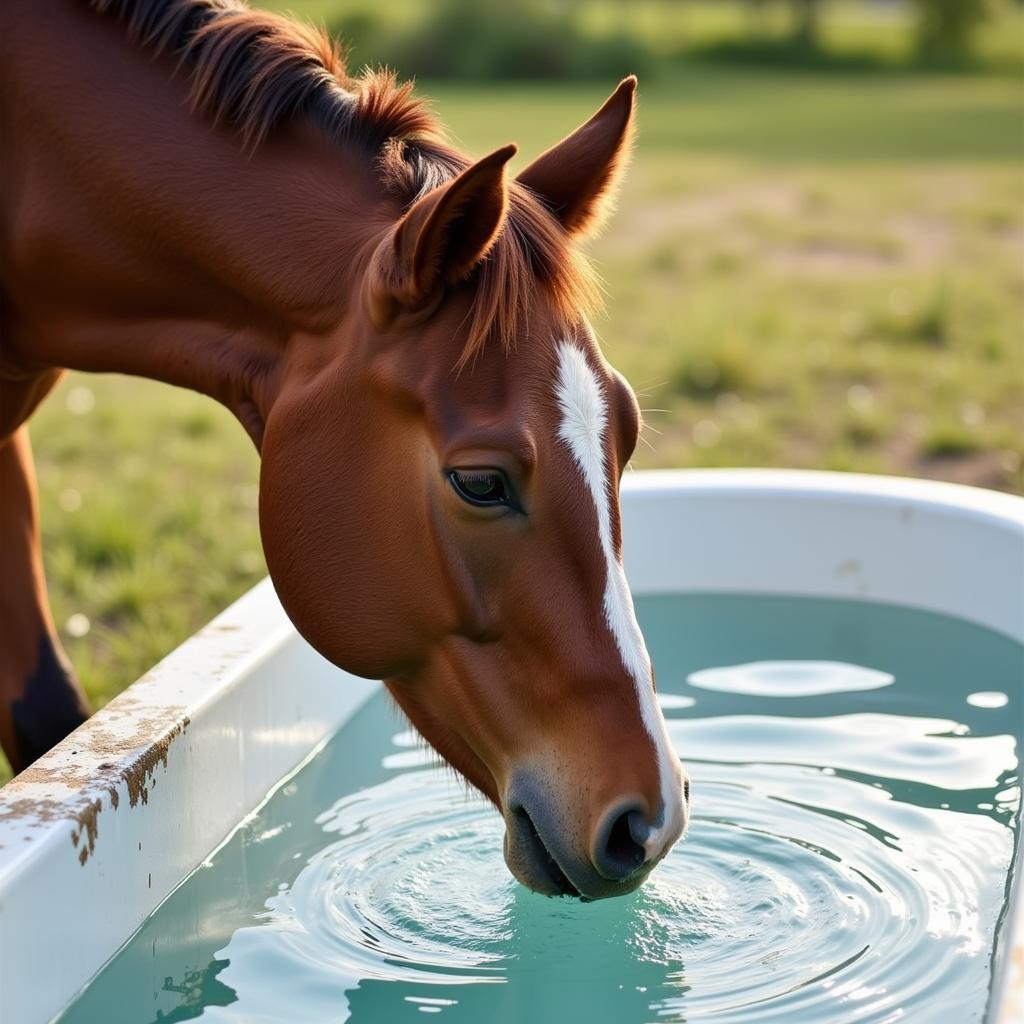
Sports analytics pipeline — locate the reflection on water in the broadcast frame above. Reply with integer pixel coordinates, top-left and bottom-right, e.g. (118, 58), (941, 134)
(687, 660), (894, 696)
(56, 596), (1022, 1024)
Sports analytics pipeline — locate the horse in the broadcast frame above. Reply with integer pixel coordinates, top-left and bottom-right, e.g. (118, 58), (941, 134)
(0, 0), (688, 899)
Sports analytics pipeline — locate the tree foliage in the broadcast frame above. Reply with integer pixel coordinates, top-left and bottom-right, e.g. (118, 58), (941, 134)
(742, 0), (1005, 61)
(911, 0), (1006, 60)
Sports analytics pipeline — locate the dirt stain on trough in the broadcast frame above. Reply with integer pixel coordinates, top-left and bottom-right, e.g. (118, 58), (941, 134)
(71, 799), (102, 866)
(0, 698), (191, 865)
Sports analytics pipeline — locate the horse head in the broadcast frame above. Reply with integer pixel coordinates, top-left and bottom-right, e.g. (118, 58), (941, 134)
(260, 78), (688, 899)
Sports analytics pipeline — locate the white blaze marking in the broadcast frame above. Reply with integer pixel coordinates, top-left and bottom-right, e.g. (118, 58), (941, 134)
(554, 341), (682, 857)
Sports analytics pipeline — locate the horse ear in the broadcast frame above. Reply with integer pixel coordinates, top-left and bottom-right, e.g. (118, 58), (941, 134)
(517, 76), (636, 238)
(370, 144), (517, 323)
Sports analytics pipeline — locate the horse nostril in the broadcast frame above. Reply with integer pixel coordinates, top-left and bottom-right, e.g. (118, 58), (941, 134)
(593, 805), (648, 881)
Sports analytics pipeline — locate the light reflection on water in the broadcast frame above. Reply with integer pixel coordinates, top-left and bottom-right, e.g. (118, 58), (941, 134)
(56, 595), (1022, 1024)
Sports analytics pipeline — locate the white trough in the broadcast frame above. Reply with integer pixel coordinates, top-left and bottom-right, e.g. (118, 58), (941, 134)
(1, 469), (1022, 1023)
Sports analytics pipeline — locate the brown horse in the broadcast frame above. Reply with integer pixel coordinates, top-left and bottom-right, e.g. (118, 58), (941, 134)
(0, 0), (688, 899)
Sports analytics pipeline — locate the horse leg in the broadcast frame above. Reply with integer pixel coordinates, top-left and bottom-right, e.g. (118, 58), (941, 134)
(0, 424), (91, 773)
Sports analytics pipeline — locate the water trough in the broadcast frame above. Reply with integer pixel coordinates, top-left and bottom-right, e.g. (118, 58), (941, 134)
(1, 469), (1021, 1023)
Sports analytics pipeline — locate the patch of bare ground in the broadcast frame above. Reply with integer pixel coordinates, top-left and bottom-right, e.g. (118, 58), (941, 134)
(911, 452), (1017, 491)
(768, 244), (899, 276)
(884, 430), (1016, 491)
(621, 181), (957, 276)
(895, 215), (955, 266)
(619, 181), (803, 250)
(772, 215), (955, 276)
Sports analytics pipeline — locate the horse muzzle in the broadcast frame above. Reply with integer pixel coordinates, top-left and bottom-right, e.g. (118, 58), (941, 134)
(502, 770), (688, 900)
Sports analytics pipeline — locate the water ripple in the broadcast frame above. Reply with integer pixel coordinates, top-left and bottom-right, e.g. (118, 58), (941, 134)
(205, 753), (1012, 1024)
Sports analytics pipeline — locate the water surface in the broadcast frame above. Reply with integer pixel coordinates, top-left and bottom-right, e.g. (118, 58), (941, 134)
(57, 596), (1023, 1024)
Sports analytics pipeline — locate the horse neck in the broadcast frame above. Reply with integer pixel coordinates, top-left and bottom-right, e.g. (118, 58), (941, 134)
(1, 1), (389, 444)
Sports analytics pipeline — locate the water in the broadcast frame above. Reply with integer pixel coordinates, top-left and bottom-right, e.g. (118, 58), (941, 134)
(56, 595), (1023, 1024)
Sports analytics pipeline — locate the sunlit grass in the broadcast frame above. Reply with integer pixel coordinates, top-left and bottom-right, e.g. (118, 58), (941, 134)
(29, 379), (264, 707)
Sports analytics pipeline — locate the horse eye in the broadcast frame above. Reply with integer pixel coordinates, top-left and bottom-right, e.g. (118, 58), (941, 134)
(448, 469), (513, 509)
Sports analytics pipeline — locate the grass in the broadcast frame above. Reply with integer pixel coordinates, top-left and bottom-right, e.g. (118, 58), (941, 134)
(2, 25), (1022, 783)
(27, 381), (264, 720)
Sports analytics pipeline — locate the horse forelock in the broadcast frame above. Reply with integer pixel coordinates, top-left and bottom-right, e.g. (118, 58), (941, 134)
(455, 184), (600, 371)
(382, 142), (600, 369)
(88, 0), (599, 370)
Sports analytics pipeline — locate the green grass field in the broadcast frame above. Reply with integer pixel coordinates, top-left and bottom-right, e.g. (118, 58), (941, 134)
(3, 10), (1021, 781)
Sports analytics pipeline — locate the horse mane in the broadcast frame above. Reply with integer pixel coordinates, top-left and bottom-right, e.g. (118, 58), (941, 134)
(88, 0), (598, 365)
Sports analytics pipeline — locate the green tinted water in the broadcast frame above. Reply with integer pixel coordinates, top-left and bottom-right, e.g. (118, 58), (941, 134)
(56, 596), (1023, 1024)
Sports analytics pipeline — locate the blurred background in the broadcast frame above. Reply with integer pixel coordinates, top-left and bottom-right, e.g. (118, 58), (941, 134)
(13, 0), (1022, 779)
